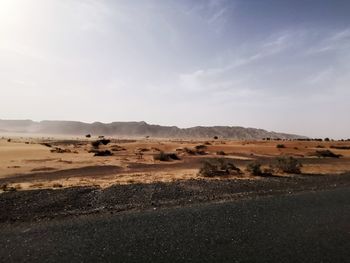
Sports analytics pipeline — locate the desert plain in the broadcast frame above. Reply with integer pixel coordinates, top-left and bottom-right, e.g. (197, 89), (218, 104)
(1, 134), (350, 223)
(0, 135), (350, 190)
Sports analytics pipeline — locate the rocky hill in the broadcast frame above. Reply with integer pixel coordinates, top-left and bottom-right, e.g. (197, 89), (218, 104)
(0, 119), (306, 140)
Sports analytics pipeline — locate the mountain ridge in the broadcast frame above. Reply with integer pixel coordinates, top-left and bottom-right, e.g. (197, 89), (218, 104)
(0, 119), (307, 140)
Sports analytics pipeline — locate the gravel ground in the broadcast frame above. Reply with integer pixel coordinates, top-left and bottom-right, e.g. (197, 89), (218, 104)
(1, 172), (350, 223)
(0, 187), (349, 262)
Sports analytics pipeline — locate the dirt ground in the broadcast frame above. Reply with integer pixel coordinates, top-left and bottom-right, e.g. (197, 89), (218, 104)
(1, 135), (350, 191)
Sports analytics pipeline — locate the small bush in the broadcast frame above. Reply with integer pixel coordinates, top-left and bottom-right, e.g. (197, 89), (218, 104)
(154, 151), (180, 161)
(315, 150), (341, 158)
(195, 150), (207, 155)
(167, 153), (180, 160)
(91, 138), (111, 148)
(262, 168), (274, 176)
(99, 139), (111, 145)
(216, 151), (226, 155)
(213, 136), (218, 140)
(195, 145), (207, 150)
(91, 140), (101, 148)
(184, 147), (196, 155)
(199, 158), (241, 177)
(0, 184), (16, 192)
(184, 147), (207, 155)
(85, 134), (91, 138)
(276, 144), (286, 149)
(274, 156), (302, 174)
(246, 162), (263, 176)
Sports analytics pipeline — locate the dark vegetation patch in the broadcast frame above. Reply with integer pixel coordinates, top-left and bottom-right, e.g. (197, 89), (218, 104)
(184, 147), (196, 155)
(273, 157), (302, 174)
(0, 184), (17, 192)
(314, 150), (342, 158)
(246, 162), (274, 177)
(199, 158), (241, 177)
(246, 162), (263, 176)
(154, 152), (180, 161)
(216, 151), (226, 155)
(183, 147), (207, 156)
(195, 145), (207, 150)
(276, 144), (286, 149)
(91, 139), (111, 148)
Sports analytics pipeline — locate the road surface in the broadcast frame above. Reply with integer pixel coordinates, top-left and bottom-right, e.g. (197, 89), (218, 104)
(0, 187), (349, 262)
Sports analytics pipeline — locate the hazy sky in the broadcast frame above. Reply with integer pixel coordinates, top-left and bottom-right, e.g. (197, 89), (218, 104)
(1, 0), (350, 138)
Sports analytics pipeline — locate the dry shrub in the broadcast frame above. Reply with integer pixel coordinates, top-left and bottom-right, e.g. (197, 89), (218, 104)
(199, 158), (241, 177)
(91, 139), (111, 148)
(154, 151), (180, 161)
(274, 156), (302, 174)
(315, 150), (341, 158)
(246, 162), (263, 176)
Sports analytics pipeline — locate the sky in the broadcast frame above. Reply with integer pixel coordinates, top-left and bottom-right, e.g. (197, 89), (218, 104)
(0, 0), (350, 138)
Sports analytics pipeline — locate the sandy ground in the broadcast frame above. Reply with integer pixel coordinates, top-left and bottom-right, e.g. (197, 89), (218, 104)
(1, 135), (350, 191)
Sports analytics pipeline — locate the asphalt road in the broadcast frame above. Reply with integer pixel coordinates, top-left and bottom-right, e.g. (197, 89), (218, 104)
(1, 188), (349, 262)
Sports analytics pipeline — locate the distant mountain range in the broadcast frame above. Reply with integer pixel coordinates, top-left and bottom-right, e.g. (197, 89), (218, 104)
(0, 119), (306, 140)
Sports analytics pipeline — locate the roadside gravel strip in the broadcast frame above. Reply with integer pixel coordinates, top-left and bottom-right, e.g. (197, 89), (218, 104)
(1, 172), (350, 223)
(0, 187), (349, 262)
